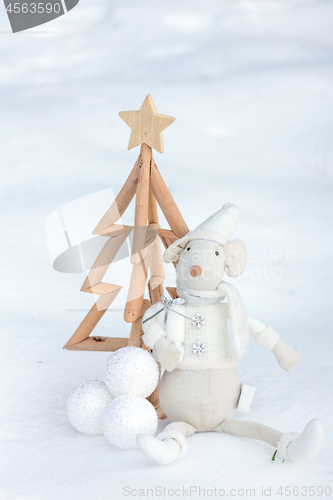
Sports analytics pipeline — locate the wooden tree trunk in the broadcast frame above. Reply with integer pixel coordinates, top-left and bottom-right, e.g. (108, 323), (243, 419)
(124, 144), (152, 323)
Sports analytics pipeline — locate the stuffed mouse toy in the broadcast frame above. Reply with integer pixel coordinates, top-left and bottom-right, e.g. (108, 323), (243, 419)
(136, 203), (324, 465)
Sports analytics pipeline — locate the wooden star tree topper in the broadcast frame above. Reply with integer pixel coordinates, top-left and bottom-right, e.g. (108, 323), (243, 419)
(119, 94), (175, 153)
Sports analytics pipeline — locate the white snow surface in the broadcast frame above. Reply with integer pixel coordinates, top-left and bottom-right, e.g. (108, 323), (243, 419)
(1, 1), (333, 498)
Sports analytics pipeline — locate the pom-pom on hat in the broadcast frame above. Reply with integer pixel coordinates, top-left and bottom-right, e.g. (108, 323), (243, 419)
(164, 203), (239, 263)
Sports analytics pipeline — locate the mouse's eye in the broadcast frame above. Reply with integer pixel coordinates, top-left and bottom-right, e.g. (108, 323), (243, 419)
(187, 247), (191, 251)
(215, 251), (219, 256)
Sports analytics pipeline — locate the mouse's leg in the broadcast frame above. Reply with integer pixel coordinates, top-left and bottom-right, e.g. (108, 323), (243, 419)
(137, 421), (197, 465)
(215, 418), (324, 463)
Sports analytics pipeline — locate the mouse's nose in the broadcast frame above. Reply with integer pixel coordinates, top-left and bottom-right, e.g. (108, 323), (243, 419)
(190, 265), (202, 278)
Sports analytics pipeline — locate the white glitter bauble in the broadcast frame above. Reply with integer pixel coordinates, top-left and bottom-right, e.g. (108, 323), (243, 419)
(104, 346), (159, 398)
(102, 394), (158, 449)
(67, 380), (113, 436)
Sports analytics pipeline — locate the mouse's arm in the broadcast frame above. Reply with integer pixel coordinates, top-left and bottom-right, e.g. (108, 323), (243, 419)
(247, 315), (300, 371)
(141, 303), (181, 372)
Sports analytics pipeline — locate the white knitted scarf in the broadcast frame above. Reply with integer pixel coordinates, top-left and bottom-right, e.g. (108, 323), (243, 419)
(177, 282), (249, 359)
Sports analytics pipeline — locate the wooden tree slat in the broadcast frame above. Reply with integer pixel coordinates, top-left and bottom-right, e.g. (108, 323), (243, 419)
(148, 188), (159, 226)
(156, 228), (179, 269)
(124, 144), (151, 323)
(81, 231), (128, 292)
(148, 280), (164, 305)
(63, 288), (121, 349)
(154, 404), (166, 420)
(83, 283), (121, 296)
(100, 224), (132, 238)
(124, 256), (149, 322)
(156, 227), (179, 249)
(145, 186), (166, 417)
(166, 287), (179, 300)
(147, 188), (165, 303)
(132, 144), (152, 251)
(92, 155), (141, 236)
(127, 299), (151, 347)
(147, 362), (165, 418)
(65, 336), (128, 351)
(147, 237), (164, 300)
(150, 159), (189, 238)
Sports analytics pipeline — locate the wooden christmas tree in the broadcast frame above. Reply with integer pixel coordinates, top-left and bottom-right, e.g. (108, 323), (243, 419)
(63, 95), (188, 416)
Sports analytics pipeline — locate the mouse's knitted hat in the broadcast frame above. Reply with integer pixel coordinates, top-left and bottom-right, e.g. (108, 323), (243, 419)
(163, 203), (238, 263)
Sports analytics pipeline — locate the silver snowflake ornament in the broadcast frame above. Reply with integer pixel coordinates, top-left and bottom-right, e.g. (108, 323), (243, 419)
(192, 341), (206, 356)
(191, 314), (205, 328)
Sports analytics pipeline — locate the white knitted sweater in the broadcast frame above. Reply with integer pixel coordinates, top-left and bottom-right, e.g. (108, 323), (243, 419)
(178, 302), (236, 370)
(142, 299), (279, 370)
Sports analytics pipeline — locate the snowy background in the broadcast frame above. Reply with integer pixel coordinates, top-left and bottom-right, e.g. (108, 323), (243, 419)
(1, 0), (333, 498)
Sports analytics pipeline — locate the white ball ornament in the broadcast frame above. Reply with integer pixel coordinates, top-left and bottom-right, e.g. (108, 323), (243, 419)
(67, 380), (113, 436)
(104, 346), (159, 398)
(102, 394), (158, 449)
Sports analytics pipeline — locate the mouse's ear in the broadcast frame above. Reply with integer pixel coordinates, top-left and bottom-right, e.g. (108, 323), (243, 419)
(224, 239), (247, 277)
(163, 235), (189, 263)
